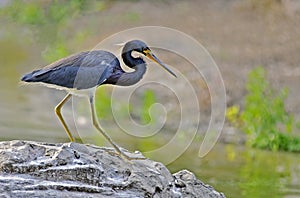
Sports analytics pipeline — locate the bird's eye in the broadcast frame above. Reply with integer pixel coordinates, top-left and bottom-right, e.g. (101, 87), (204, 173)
(142, 48), (151, 55)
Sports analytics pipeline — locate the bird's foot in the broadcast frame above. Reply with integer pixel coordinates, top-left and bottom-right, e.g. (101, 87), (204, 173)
(121, 153), (147, 161)
(113, 149), (147, 161)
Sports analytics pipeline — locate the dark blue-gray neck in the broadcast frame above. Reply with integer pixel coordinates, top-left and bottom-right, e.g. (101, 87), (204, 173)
(117, 49), (146, 86)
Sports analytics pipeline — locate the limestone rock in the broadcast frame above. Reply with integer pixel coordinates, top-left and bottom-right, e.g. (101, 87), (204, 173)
(0, 140), (225, 198)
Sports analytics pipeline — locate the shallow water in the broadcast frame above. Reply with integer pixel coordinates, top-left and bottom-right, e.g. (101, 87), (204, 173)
(168, 143), (300, 198)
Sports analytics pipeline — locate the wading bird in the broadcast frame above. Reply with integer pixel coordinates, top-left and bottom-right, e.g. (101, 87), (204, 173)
(21, 40), (177, 159)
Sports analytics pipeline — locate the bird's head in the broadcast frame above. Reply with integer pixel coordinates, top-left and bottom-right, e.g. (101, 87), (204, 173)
(122, 40), (177, 78)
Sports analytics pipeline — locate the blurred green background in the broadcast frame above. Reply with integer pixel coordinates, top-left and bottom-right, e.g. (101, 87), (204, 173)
(1, 0), (300, 197)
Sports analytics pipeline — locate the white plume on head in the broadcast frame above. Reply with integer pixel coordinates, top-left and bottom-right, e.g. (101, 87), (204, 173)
(114, 42), (126, 46)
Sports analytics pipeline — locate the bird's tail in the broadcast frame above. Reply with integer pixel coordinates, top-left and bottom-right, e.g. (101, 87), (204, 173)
(21, 72), (35, 82)
(21, 69), (50, 82)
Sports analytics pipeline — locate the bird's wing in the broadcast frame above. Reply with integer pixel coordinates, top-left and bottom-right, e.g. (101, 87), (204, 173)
(43, 51), (90, 70)
(22, 50), (120, 89)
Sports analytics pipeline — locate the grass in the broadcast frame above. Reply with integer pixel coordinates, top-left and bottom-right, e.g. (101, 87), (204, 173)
(226, 66), (300, 152)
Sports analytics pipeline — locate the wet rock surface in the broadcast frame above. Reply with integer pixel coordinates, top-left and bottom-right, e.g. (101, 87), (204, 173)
(0, 140), (225, 197)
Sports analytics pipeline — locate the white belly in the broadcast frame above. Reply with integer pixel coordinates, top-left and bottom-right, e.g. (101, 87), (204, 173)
(21, 81), (96, 97)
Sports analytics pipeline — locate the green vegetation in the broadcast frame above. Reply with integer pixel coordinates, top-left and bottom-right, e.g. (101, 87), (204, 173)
(2, 0), (86, 25)
(94, 88), (158, 124)
(0, 0), (104, 62)
(125, 12), (140, 22)
(95, 87), (113, 119)
(226, 67), (300, 152)
(140, 89), (157, 124)
(42, 41), (69, 63)
(12, 2), (45, 25)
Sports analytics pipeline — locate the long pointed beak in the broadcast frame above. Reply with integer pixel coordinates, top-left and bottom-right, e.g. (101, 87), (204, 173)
(144, 50), (177, 78)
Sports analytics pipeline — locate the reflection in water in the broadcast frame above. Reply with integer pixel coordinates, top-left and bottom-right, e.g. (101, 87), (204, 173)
(240, 149), (283, 198)
(168, 143), (300, 198)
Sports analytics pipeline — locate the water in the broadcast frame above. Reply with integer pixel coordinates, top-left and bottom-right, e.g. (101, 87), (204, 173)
(168, 143), (300, 198)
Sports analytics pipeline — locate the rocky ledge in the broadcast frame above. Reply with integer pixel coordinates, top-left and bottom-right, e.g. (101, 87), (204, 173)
(0, 140), (225, 197)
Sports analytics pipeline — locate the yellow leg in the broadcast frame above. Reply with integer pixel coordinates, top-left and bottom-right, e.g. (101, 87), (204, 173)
(55, 93), (75, 142)
(89, 95), (145, 160)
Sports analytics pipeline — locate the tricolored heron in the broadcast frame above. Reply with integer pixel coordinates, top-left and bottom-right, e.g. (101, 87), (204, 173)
(21, 40), (177, 159)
